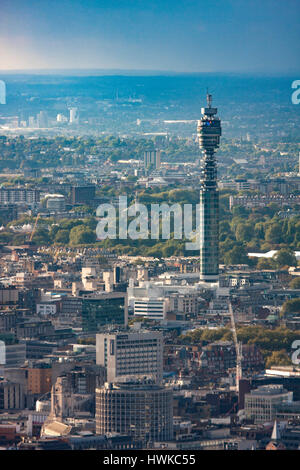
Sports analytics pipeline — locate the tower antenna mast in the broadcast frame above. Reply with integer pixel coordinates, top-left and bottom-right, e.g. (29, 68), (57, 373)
(206, 89), (212, 108)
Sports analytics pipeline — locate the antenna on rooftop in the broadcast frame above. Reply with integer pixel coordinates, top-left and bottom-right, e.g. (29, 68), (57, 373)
(206, 88), (212, 108)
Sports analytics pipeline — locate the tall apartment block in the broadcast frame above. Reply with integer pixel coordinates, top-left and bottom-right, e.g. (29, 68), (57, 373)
(96, 329), (163, 384)
(37, 111), (48, 128)
(69, 107), (79, 124)
(95, 329), (172, 445)
(197, 93), (222, 282)
(0, 379), (25, 410)
(144, 150), (161, 170)
(0, 187), (40, 205)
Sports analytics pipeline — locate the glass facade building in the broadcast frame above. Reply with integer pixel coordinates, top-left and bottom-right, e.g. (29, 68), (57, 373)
(82, 293), (127, 332)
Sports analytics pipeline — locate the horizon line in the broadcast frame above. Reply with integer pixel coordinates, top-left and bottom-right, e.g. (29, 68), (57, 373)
(0, 68), (299, 77)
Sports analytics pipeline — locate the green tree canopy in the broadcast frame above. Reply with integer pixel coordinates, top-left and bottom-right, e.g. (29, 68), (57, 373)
(69, 225), (96, 245)
(281, 298), (300, 316)
(235, 223), (254, 243)
(265, 223), (283, 244)
(290, 277), (300, 289)
(265, 350), (292, 368)
(273, 249), (297, 268)
(54, 229), (70, 244)
(224, 245), (249, 265)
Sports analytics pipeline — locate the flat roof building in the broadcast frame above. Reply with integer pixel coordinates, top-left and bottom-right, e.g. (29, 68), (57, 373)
(96, 381), (173, 445)
(245, 384), (293, 423)
(96, 329), (163, 384)
(82, 293), (128, 332)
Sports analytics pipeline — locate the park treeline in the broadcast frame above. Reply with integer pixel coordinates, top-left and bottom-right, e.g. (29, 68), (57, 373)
(0, 187), (299, 265)
(178, 325), (300, 368)
(0, 135), (199, 169)
(0, 135), (298, 176)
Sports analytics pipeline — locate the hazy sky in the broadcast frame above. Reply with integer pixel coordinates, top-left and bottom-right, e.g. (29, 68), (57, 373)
(1, 0), (300, 73)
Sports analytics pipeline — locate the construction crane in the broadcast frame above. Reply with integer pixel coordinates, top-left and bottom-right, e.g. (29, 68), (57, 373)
(29, 213), (41, 243)
(228, 302), (242, 392)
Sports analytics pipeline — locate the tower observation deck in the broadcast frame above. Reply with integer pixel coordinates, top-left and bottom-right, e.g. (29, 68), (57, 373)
(197, 93), (222, 282)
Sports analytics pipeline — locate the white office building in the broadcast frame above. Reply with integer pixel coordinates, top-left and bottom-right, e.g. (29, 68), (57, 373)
(245, 385), (293, 423)
(69, 107), (79, 124)
(134, 297), (166, 320)
(96, 329), (163, 384)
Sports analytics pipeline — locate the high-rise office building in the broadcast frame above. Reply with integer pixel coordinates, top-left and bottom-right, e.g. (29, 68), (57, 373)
(95, 329), (172, 446)
(37, 111), (48, 128)
(0, 80), (6, 105)
(69, 107), (79, 124)
(96, 329), (163, 384)
(28, 116), (36, 128)
(197, 93), (222, 282)
(113, 266), (121, 284)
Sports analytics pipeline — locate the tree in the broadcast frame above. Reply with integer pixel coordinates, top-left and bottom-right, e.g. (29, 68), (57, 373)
(224, 245), (249, 265)
(265, 223), (283, 244)
(0, 232), (12, 244)
(281, 299), (300, 316)
(232, 206), (250, 218)
(273, 249), (297, 268)
(201, 328), (229, 343)
(290, 277), (300, 289)
(254, 222), (265, 239)
(54, 229), (69, 244)
(73, 205), (94, 214)
(220, 221), (231, 233)
(32, 227), (51, 245)
(265, 350), (292, 368)
(69, 225), (96, 245)
(257, 258), (276, 270)
(12, 233), (27, 245)
(235, 223), (254, 243)
(145, 245), (163, 258)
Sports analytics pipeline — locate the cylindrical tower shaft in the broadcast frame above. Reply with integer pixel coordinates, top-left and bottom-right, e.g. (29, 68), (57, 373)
(197, 94), (222, 282)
